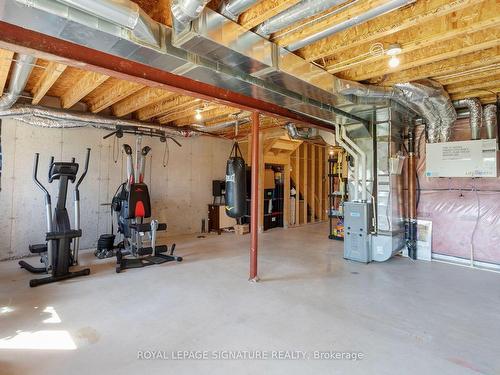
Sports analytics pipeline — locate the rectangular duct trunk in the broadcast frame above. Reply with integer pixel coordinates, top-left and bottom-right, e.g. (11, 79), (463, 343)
(171, 7), (354, 116)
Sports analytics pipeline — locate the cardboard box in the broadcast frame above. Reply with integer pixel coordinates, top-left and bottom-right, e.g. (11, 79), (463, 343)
(234, 224), (250, 235)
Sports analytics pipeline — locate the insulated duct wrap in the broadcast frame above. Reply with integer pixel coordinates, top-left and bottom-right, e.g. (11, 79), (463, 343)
(338, 79), (457, 143)
(483, 104), (498, 140)
(0, 105), (198, 137)
(453, 98), (483, 140)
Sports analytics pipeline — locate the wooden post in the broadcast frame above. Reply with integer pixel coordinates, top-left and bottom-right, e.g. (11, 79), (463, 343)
(283, 159), (289, 228)
(250, 112), (259, 281)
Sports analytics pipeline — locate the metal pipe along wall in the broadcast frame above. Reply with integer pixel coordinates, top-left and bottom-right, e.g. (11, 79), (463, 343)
(250, 112), (259, 281)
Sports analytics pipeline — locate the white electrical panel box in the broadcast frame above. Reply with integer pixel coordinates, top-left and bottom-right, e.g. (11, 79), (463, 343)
(426, 139), (498, 178)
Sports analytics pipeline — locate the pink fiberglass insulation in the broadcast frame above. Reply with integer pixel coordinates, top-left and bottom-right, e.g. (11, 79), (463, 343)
(414, 118), (500, 265)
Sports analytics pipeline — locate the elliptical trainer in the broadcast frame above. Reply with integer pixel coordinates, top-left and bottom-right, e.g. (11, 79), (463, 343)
(19, 149), (91, 287)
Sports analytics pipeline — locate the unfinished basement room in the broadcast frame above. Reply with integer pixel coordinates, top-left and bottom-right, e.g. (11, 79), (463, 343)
(0, 0), (499, 374)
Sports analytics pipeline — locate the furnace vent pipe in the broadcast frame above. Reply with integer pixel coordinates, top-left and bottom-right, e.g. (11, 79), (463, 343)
(483, 104), (497, 140)
(335, 124), (359, 202)
(453, 98), (483, 140)
(0, 54), (35, 111)
(341, 125), (367, 202)
(287, 0), (415, 51)
(255, 0), (347, 37)
(219, 0), (260, 21)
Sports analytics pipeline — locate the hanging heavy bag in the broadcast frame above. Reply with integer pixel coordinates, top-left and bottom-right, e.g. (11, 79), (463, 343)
(225, 142), (247, 218)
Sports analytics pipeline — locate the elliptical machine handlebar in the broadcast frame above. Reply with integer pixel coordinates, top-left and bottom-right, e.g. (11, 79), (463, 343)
(33, 153), (51, 205)
(33, 153), (55, 270)
(76, 148), (91, 191)
(73, 148), (91, 265)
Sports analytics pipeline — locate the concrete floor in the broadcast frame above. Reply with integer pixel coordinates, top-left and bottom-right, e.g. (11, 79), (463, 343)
(0, 223), (499, 375)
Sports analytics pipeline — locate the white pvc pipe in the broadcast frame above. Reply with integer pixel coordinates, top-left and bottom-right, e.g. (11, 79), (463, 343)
(335, 125), (359, 201)
(341, 126), (367, 202)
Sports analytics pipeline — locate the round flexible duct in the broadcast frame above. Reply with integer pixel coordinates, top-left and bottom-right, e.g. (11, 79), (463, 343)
(453, 98), (483, 140)
(338, 79), (457, 143)
(0, 105), (198, 137)
(483, 104), (498, 140)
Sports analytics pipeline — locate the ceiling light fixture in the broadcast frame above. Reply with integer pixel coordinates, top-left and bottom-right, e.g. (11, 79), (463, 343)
(386, 43), (402, 68)
(388, 56), (400, 68)
(195, 108), (202, 121)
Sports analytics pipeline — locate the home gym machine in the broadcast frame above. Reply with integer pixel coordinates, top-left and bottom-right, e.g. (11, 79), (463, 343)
(19, 149), (91, 287)
(98, 126), (182, 273)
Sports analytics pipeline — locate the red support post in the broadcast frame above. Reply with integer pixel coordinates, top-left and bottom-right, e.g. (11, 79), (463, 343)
(250, 112), (260, 281)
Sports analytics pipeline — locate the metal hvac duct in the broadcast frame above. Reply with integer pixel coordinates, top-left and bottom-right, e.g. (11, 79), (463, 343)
(6, 0), (364, 128)
(286, 0), (415, 51)
(0, 53), (35, 110)
(338, 79), (457, 143)
(395, 80), (456, 143)
(192, 118), (250, 132)
(453, 98), (483, 140)
(254, 0), (348, 37)
(0, 104), (198, 136)
(285, 122), (325, 143)
(219, 0), (260, 21)
(171, 0), (211, 30)
(169, 2), (368, 127)
(483, 104), (498, 140)
(52, 0), (160, 45)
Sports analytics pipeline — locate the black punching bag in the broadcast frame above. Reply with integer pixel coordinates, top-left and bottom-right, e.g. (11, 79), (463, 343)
(225, 142), (246, 218)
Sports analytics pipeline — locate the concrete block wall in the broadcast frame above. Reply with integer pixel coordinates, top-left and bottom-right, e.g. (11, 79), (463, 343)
(0, 119), (232, 260)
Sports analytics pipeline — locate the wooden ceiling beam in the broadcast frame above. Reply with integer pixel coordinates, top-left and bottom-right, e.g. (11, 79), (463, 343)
(338, 28), (500, 81)
(239, 0), (301, 30)
(0, 49), (13, 94)
(374, 47), (500, 86)
(450, 88), (500, 101)
(298, 0), (486, 62)
(60, 70), (109, 109)
(112, 87), (174, 117)
(157, 102), (220, 123)
(446, 74), (500, 94)
(86, 79), (143, 113)
(31, 61), (67, 105)
(171, 106), (242, 126)
(324, 0), (500, 74)
(434, 64), (500, 85)
(136, 95), (198, 121)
